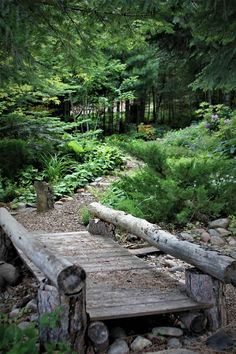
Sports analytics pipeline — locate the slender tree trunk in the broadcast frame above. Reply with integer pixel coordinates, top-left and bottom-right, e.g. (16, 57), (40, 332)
(152, 88), (157, 121)
(116, 101), (120, 132)
(108, 104), (113, 135)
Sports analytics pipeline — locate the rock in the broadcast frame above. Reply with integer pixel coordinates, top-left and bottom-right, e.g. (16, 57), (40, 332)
(130, 336), (152, 351)
(25, 299), (37, 313)
(9, 308), (20, 318)
(216, 228), (230, 237)
(200, 232), (211, 243)
(167, 338), (182, 349)
(208, 229), (220, 237)
(145, 350), (198, 354)
(76, 188), (85, 193)
(30, 314), (38, 322)
(18, 321), (32, 330)
(16, 202), (27, 210)
(210, 236), (225, 246)
(60, 196), (73, 202)
(163, 259), (177, 268)
(180, 232), (194, 242)
(0, 262), (19, 286)
(107, 339), (129, 354)
(152, 327), (183, 337)
(110, 327), (126, 339)
(228, 237), (236, 246)
(206, 329), (233, 351)
(55, 200), (63, 205)
(95, 177), (103, 182)
(169, 266), (184, 273)
(209, 218), (229, 229)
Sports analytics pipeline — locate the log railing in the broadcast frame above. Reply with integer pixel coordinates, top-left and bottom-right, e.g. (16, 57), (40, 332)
(88, 202), (236, 330)
(0, 208), (87, 353)
(88, 202), (236, 286)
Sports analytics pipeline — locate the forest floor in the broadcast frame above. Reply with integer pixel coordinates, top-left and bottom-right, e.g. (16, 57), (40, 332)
(3, 157), (236, 353)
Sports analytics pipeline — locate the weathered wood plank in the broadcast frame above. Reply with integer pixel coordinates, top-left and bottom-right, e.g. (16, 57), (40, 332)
(88, 299), (206, 321)
(129, 247), (162, 257)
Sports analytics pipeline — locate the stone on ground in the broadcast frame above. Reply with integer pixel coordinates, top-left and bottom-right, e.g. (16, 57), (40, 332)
(107, 339), (129, 354)
(208, 218), (229, 229)
(130, 336), (152, 351)
(145, 350), (199, 354)
(167, 337), (182, 349)
(152, 327), (183, 337)
(206, 329), (233, 351)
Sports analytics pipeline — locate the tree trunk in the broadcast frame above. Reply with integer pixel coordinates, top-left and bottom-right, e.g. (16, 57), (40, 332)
(185, 268), (227, 330)
(34, 181), (54, 212)
(88, 203), (236, 286)
(0, 208), (86, 295)
(38, 283), (87, 354)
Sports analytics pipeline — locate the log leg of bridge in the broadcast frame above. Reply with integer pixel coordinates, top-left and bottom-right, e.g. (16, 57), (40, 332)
(38, 283), (87, 354)
(20, 231), (209, 321)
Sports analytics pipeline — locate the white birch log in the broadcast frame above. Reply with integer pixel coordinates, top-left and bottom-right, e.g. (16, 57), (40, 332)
(0, 208), (86, 295)
(88, 202), (236, 286)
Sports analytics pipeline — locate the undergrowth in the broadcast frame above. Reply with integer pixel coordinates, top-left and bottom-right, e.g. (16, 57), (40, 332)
(102, 107), (236, 225)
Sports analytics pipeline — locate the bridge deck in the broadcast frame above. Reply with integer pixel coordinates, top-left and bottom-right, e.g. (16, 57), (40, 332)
(18, 231), (207, 320)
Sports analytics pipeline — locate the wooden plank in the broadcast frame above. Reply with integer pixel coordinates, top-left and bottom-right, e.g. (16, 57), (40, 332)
(88, 298), (206, 321)
(129, 247), (162, 257)
(87, 289), (190, 307)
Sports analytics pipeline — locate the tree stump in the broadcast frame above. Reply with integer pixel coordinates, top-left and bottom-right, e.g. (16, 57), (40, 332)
(34, 181), (54, 212)
(38, 283), (88, 353)
(185, 267), (227, 331)
(87, 218), (116, 238)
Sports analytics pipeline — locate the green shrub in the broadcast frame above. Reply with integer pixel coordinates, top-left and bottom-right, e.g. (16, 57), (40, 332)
(41, 154), (74, 183)
(80, 207), (90, 226)
(0, 139), (32, 178)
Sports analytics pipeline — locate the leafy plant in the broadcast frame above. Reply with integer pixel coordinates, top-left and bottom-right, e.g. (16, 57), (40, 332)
(41, 154), (73, 183)
(80, 207), (90, 226)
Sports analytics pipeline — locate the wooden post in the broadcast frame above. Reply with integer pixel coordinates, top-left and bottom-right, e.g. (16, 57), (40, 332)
(87, 218), (116, 238)
(179, 312), (207, 333)
(185, 268), (227, 331)
(38, 283), (88, 354)
(87, 321), (109, 353)
(34, 181), (54, 212)
(0, 208), (88, 352)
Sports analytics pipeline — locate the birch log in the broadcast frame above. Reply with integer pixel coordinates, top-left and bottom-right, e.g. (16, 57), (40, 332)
(0, 208), (86, 295)
(88, 203), (236, 286)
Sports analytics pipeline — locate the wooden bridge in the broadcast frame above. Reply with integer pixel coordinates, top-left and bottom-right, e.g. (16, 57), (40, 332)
(1, 202), (235, 353)
(24, 230), (205, 321)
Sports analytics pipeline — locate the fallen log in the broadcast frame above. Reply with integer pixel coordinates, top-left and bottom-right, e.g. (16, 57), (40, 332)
(0, 208), (86, 295)
(88, 202), (236, 286)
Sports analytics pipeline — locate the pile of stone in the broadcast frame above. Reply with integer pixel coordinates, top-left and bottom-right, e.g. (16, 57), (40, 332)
(179, 218), (235, 248)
